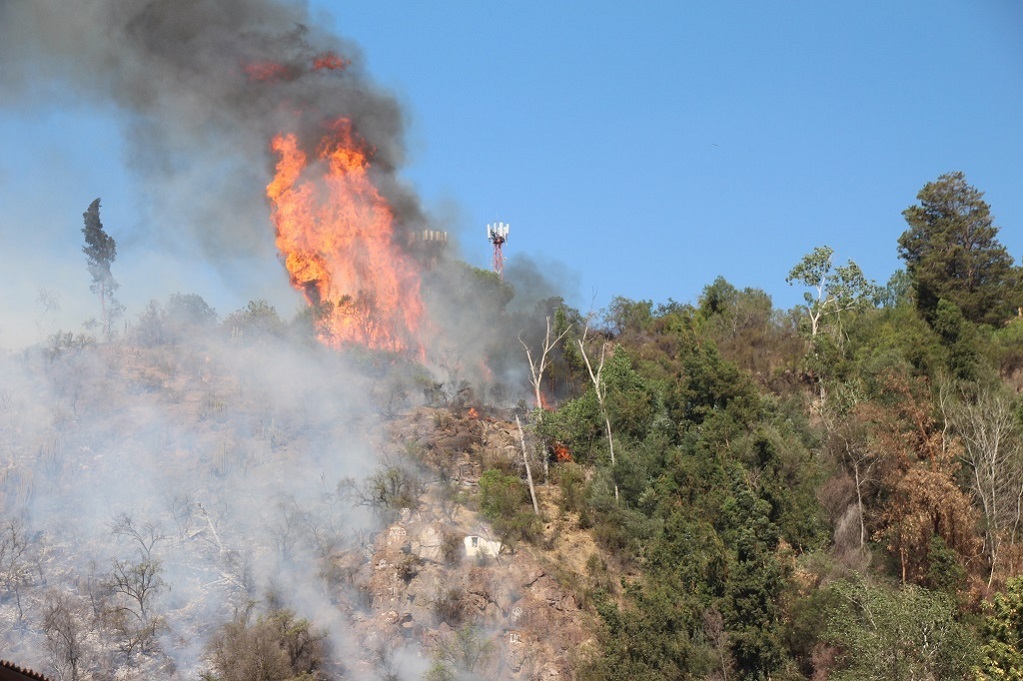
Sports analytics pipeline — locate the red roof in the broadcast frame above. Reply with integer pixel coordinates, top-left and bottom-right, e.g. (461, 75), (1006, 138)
(0, 660), (54, 681)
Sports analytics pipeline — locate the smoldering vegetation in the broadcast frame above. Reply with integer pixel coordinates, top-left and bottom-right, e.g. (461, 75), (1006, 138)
(0, 0), (586, 674)
(417, 254), (582, 409)
(0, 277), (577, 679)
(0, 303), (412, 678)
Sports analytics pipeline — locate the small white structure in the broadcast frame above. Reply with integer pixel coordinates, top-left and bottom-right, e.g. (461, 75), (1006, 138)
(464, 534), (502, 558)
(387, 525), (407, 545)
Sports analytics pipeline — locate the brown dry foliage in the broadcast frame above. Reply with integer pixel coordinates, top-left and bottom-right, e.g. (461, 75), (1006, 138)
(858, 374), (981, 585)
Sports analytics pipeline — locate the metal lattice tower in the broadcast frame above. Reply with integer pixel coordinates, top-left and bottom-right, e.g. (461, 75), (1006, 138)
(486, 222), (509, 279)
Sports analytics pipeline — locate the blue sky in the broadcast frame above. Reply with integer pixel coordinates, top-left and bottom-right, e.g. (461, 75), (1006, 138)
(320, 1), (1023, 310)
(0, 1), (1021, 344)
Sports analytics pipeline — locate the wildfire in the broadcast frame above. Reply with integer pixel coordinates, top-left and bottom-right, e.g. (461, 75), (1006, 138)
(554, 443), (573, 463)
(243, 61), (297, 82)
(312, 52), (350, 72)
(244, 52), (347, 82)
(266, 118), (424, 354)
(468, 407), (479, 419)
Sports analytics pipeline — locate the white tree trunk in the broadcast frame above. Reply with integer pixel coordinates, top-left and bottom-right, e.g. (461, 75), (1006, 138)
(516, 416), (539, 515)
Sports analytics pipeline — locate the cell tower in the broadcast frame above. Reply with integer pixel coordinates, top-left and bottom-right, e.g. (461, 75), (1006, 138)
(486, 221), (510, 279)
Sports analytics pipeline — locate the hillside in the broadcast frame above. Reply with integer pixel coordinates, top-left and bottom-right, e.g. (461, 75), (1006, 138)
(0, 324), (608, 680)
(1, 173), (1023, 681)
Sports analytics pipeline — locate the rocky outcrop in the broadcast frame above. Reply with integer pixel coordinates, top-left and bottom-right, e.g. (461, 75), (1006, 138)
(334, 408), (598, 679)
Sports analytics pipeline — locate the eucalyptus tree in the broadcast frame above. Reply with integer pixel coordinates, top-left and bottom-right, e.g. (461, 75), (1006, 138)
(786, 245), (878, 338)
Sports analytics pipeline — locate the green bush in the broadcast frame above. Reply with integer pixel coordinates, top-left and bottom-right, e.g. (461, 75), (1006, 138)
(478, 469), (540, 545)
(554, 462), (588, 515)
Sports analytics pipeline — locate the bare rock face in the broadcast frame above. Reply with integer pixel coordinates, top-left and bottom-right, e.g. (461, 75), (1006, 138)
(412, 524), (444, 562)
(334, 408), (598, 679)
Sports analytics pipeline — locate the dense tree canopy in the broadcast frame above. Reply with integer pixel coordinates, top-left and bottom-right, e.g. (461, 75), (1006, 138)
(542, 174), (1021, 679)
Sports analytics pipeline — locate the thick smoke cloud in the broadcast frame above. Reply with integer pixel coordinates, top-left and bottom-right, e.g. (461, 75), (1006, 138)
(0, 325), (401, 677)
(0, 2), (582, 676)
(0, 0), (424, 259)
(0, 0), (573, 360)
(0, 2), (447, 675)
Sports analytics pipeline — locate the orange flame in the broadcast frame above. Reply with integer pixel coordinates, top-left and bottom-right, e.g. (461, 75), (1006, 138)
(244, 61), (296, 82)
(468, 407), (479, 419)
(554, 443), (573, 463)
(312, 52), (350, 72)
(266, 119), (424, 354)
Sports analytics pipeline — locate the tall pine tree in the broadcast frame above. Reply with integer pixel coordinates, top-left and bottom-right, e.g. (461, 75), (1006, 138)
(81, 198), (121, 338)
(898, 171), (1021, 326)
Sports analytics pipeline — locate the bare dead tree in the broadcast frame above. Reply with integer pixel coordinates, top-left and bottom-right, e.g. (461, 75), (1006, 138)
(430, 623), (495, 678)
(43, 590), (88, 681)
(520, 316), (571, 481)
(702, 608), (732, 681)
(194, 501), (252, 592)
(0, 517), (36, 621)
(371, 641), (405, 681)
(111, 513), (163, 563)
(108, 514), (166, 661)
(167, 492), (196, 539)
(944, 383), (1023, 585)
(35, 287), (61, 339)
(109, 558), (165, 660)
(77, 560), (110, 640)
(520, 316), (572, 415)
(267, 497), (307, 562)
(516, 415), (539, 515)
(820, 408), (877, 552)
(578, 322), (618, 502)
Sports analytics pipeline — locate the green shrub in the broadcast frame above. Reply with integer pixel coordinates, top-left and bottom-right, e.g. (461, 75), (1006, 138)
(478, 469), (541, 545)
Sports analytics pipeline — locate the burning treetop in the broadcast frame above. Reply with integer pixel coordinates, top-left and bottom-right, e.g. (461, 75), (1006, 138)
(266, 119), (424, 354)
(1, 0), (432, 355)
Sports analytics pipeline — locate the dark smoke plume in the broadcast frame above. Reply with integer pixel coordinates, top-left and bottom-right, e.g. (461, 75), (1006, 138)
(0, 0), (425, 258)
